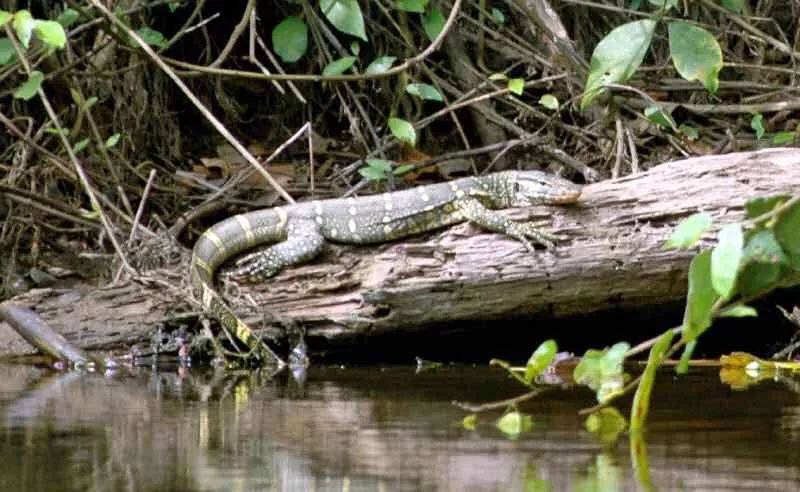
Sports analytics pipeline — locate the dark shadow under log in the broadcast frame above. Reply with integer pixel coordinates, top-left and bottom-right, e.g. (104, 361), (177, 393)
(1, 148), (799, 357)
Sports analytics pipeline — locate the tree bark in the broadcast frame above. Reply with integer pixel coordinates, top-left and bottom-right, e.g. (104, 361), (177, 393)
(2, 148), (799, 356)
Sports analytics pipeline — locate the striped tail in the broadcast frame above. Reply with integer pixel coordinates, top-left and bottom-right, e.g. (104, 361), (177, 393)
(190, 209), (287, 367)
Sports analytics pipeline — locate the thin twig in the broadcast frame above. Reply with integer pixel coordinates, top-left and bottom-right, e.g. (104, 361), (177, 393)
(162, 0), (464, 82)
(4, 23), (136, 276)
(88, 0), (296, 205)
(208, 0), (255, 68)
(453, 387), (552, 412)
(128, 169), (157, 244)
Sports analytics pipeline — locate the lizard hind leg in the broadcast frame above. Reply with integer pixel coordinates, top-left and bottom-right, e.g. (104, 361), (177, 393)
(221, 219), (326, 282)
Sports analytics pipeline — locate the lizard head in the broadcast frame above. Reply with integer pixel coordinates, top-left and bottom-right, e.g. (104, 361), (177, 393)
(504, 170), (582, 207)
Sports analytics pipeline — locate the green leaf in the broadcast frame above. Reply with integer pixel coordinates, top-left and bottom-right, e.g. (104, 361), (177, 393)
(104, 133), (121, 148)
(668, 22), (723, 94)
(33, 20), (67, 49)
(365, 158), (393, 173)
(13, 70), (43, 100)
(647, 0), (677, 7)
(0, 11), (11, 27)
(738, 262), (781, 296)
(349, 41), (360, 55)
(539, 94), (559, 110)
(272, 16), (308, 63)
(72, 137), (90, 154)
(507, 78), (525, 95)
(644, 105), (674, 129)
(751, 114), (765, 139)
(745, 195), (789, 219)
(772, 131), (795, 145)
(679, 124), (699, 140)
(496, 411), (533, 438)
(603, 342), (629, 370)
(682, 251), (718, 341)
(462, 414), (478, 431)
(0, 38), (15, 65)
(743, 230), (788, 265)
(710, 223), (743, 299)
(359, 166), (387, 182)
(13, 10), (36, 48)
(405, 83), (443, 102)
(322, 56), (356, 75)
(56, 9), (80, 28)
(775, 200), (800, 265)
(422, 9), (445, 42)
(524, 339), (557, 383)
(581, 19), (656, 109)
(663, 212), (712, 250)
(393, 164), (415, 175)
(44, 127), (69, 137)
(320, 0), (367, 41)
(388, 117), (416, 147)
(365, 55), (396, 75)
(82, 96), (99, 110)
(395, 0), (428, 13)
(721, 0), (746, 13)
(585, 407), (627, 444)
(359, 159), (396, 181)
(491, 8), (506, 24)
(136, 27), (167, 48)
(718, 305), (757, 318)
(574, 343), (629, 402)
(631, 329), (673, 431)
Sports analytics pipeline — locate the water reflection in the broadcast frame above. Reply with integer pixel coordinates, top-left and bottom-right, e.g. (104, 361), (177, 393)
(0, 364), (799, 491)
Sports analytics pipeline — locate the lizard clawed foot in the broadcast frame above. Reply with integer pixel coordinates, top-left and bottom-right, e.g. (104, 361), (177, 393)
(510, 222), (563, 251)
(221, 252), (281, 283)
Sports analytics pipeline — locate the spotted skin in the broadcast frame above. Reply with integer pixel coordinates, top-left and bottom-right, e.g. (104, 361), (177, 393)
(191, 170), (581, 366)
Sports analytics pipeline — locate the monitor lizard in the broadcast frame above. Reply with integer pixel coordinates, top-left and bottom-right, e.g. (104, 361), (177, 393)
(190, 170), (581, 367)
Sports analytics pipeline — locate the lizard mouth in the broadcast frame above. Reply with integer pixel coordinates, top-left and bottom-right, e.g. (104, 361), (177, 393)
(548, 189), (582, 205)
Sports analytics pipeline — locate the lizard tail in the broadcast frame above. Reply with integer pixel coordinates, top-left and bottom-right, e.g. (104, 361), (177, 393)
(190, 210), (287, 366)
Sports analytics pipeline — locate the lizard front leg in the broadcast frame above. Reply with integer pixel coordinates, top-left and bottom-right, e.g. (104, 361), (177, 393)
(222, 219), (325, 282)
(454, 197), (559, 251)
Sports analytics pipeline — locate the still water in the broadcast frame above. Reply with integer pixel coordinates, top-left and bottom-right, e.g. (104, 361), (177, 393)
(0, 363), (798, 491)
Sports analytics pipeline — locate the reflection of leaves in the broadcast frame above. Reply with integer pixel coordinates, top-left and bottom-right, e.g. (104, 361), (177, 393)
(523, 464), (552, 492)
(631, 329), (673, 431)
(719, 352), (787, 390)
(575, 453), (623, 492)
(631, 430), (655, 491)
(585, 407), (627, 444)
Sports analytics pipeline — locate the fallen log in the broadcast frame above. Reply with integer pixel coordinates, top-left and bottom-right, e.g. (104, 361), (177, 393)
(1, 148), (799, 356)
